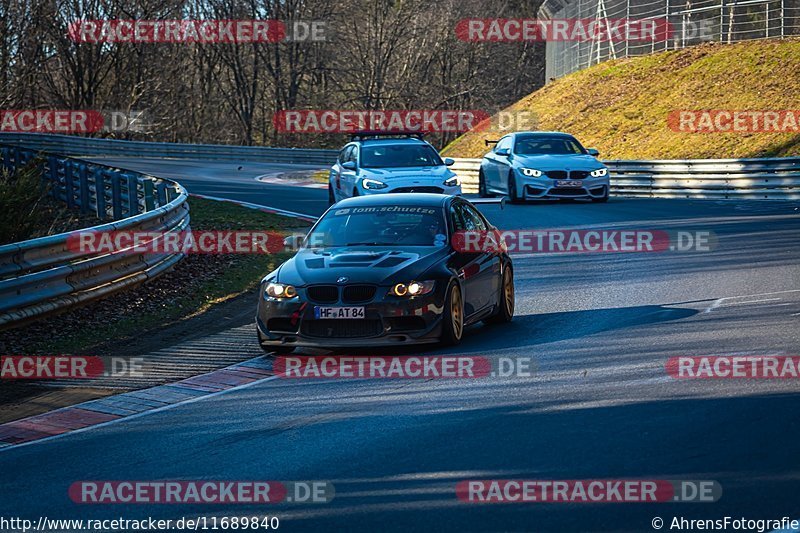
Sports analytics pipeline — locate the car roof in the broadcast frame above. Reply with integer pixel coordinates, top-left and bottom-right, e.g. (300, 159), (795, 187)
(511, 131), (577, 138)
(355, 137), (429, 146)
(334, 193), (452, 209)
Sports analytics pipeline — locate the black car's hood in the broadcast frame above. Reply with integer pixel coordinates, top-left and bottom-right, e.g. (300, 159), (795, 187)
(275, 245), (450, 286)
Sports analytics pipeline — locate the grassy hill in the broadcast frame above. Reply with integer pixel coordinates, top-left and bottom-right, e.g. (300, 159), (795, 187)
(442, 38), (800, 160)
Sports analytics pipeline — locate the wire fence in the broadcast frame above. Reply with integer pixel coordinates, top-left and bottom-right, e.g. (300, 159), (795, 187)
(539, 0), (800, 79)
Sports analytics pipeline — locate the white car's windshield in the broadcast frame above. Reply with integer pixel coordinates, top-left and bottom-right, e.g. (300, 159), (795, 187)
(360, 144), (444, 168)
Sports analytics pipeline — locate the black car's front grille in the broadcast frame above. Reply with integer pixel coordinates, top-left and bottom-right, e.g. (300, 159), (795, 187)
(385, 316), (427, 332)
(392, 186), (444, 194)
(545, 170), (568, 180)
(342, 284), (377, 303)
(307, 285), (339, 303)
(302, 319), (383, 338)
(267, 317), (298, 333)
(571, 170), (591, 179)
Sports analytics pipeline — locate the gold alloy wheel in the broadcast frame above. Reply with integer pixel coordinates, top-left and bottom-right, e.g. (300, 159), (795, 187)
(503, 268), (515, 317)
(451, 285), (463, 340)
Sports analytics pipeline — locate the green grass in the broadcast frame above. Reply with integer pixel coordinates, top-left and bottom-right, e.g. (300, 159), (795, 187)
(442, 38), (800, 160)
(31, 197), (309, 354)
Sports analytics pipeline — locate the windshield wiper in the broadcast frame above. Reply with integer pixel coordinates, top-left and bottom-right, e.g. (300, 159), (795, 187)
(343, 241), (393, 246)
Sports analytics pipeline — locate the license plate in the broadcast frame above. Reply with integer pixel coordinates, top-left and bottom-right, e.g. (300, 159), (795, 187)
(556, 180), (583, 188)
(314, 306), (365, 319)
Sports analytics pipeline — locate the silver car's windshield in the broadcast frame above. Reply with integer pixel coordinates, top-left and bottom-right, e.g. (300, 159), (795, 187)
(360, 144), (444, 168)
(514, 137), (586, 155)
(306, 205), (448, 247)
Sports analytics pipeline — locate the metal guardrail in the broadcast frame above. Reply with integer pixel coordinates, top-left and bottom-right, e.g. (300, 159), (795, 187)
(449, 157), (800, 199)
(0, 144), (190, 328)
(0, 133), (338, 166)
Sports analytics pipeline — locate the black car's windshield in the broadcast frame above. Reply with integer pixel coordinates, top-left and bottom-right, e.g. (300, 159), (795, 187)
(514, 136), (586, 155)
(306, 205), (448, 247)
(360, 144), (444, 168)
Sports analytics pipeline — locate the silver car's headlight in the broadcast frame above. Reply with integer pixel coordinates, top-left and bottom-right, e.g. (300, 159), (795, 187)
(443, 176), (459, 187)
(520, 168), (543, 177)
(362, 178), (388, 190)
(590, 168), (608, 177)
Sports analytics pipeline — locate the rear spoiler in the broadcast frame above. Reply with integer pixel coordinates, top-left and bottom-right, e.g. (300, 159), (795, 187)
(468, 197), (505, 210)
(484, 139), (499, 146)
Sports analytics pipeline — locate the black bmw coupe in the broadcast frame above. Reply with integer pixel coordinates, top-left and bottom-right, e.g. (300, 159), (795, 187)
(256, 193), (514, 352)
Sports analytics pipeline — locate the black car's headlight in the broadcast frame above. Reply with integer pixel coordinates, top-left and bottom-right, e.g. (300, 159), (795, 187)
(265, 282), (297, 298)
(520, 168), (543, 177)
(362, 178), (388, 190)
(389, 280), (435, 297)
(443, 176), (459, 187)
(590, 168), (608, 177)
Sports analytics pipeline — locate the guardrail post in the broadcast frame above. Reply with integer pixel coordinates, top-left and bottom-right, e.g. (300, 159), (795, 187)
(155, 182), (167, 206)
(143, 179), (156, 211)
(111, 172), (123, 219)
(165, 185), (177, 203)
(94, 169), (107, 221)
(126, 174), (139, 216)
(78, 164), (90, 214)
(47, 155), (60, 199)
(63, 161), (75, 209)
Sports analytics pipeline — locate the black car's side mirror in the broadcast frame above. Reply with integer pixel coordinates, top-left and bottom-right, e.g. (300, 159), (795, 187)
(341, 161), (357, 170)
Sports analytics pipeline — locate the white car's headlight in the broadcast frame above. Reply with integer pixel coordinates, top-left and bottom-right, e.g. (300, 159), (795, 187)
(443, 176), (459, 187)
(590, 168), (608, 177)
(265, 282), (297, 299)
(520, 168), (543, 177)
(389, 280), (435, 297)
(362, 178), (388, 190)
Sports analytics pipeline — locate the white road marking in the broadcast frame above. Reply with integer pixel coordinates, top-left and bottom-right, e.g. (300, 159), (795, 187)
(704, 289), (800, 313)
(718, 298), (781, 307)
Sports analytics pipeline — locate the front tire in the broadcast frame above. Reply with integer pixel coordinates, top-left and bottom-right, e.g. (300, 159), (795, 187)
(440, 282), (464, 346)
(507, 172), (523, 204)
(478, 169), (492, 198)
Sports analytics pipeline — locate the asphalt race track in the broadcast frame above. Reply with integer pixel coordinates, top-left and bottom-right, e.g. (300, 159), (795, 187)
(2, 158), (799, 532)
